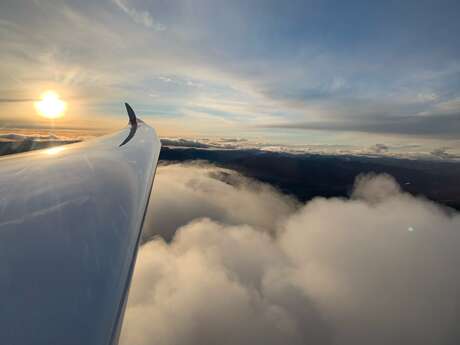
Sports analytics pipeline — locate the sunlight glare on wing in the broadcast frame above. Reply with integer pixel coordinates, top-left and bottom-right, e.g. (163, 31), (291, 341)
(45, 146), (65, 155)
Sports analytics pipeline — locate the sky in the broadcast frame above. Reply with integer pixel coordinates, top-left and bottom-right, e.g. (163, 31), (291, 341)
(1, 0), (460, 155)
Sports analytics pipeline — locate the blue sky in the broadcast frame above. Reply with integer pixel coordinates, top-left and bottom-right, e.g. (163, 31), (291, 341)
(0, 0), (459, 154)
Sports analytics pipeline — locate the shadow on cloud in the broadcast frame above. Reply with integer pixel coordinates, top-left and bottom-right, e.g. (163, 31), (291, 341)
(121, 163), (460, 345)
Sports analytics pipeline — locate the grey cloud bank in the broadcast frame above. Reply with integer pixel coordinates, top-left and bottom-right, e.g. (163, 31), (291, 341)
(264, 112), (460, 139)
(120, 163), (460, 345)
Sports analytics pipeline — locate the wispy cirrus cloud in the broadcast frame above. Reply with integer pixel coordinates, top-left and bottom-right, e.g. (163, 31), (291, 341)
(112, 0), (165, 30)
(0, 98), (36, 103)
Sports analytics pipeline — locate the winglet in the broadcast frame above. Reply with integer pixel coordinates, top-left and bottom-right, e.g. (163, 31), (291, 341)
(125, 103), (137, 126)
(120, 103), (138, 147)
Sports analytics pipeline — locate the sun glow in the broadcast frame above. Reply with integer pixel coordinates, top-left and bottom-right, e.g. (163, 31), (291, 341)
(35, 91), (66, 119)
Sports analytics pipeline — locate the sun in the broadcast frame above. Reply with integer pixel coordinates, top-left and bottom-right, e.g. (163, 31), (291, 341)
(35, 91), (66, 119)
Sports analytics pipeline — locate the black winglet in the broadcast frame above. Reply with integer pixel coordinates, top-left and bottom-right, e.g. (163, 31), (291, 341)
(120, 103), (138, 147)
(125, 103), (137, 126)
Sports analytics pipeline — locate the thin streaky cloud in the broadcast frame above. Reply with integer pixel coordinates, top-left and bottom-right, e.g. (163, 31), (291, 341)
(0, 98), (36, 103)
(112, 0), (165, 30)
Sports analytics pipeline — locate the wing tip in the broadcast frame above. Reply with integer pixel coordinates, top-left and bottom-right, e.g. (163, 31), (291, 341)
(125, 103), (137, 126)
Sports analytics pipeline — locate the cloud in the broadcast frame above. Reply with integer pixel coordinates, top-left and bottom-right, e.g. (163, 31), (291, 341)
(264, 113), (460, 139)
(161, 138), (211, 149)
(0, 98), (35, 103)
(112, 0), (164, 30)
(0, 133), (61, 141)
(370, 143), (389, 154)
(431, 147), (460, 160)
(120, 164), (460, 345)
(161, 136), (460, 161)
(0, 132), (82, 156)
(142, 163), (298, 241)
(350, 172), (402, 204)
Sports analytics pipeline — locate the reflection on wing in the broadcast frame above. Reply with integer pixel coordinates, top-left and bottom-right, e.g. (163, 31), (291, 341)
(0, 105), (161, 345)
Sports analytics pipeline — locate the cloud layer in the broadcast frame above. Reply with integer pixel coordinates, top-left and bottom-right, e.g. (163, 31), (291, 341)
(120, 163), (460, 345)
(160, 136), (460, 161)
(0, 132), (65, 142)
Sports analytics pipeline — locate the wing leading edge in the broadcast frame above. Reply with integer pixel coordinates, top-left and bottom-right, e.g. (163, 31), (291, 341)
(0, 105), (161, 345)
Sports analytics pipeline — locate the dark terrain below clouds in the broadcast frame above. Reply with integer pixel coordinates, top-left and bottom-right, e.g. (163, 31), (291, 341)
(159, 146), (460, 211)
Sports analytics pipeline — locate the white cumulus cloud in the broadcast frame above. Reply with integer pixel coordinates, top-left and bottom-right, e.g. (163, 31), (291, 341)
(121, 164), (460, 345)
(142, 163), (298, 241)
